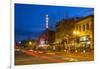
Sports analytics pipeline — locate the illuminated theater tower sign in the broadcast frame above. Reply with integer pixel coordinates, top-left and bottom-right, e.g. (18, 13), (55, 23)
(45, 14), (49, 44)
(39, 14), (55, 46)
(45, 14), (55, 45)
(46, 14), (49, 29)
(38, 14), (49, 46)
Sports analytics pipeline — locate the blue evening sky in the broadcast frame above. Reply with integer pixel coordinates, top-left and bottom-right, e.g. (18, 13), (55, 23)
(15, 3), (94, 42)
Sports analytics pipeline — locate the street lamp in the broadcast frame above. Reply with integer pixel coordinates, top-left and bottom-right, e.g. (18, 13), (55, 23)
(73, 31), (80, 52)
(28, 41), (33, 50)
(29, 41), (32, 45)
(73, 31), (79, 35)
(87, 41), (90, 44)
(18, 41), (21, 44)
(73, 31), (76, 34)
(76, 31), (79, 35)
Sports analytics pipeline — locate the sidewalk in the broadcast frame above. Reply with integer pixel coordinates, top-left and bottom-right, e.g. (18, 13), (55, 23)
(46, 51), (94, 59)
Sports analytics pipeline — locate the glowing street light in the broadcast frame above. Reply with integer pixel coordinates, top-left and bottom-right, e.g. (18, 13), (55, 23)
(73, 30), (80, 48)
(18, 41), (21, 44)
(73, 31), (76, 34)
(29, 41), (32, 45)
(87, 41), (91, 44)
(73, 31), (79, 35)
(76, 31), (79, 35)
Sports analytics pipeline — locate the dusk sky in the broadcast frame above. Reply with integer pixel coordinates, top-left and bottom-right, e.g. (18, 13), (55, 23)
(15, 3), (94, 42)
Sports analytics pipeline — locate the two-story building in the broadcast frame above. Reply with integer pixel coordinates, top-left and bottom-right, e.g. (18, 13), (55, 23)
(73, 15), (94, 49)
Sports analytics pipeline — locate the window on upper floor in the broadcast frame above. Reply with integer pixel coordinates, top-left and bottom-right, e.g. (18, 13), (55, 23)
(83, 25), (85, 31)
(86, 23), (89, 30)
(79, 25), (81, 32)
(76, 25), (78, 31)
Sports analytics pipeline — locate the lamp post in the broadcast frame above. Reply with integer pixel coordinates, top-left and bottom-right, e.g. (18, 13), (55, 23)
(29, 41), (32, 45)
(28, 41), (33, 50)
(73, 31), (79, 52)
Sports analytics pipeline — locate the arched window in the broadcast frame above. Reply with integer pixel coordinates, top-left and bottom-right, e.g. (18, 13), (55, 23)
(86, 24), (89, 30)
(83, 25), (85, 31)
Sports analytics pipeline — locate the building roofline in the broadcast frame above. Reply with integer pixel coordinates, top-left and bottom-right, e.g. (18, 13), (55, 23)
(75, 14), (94, 23)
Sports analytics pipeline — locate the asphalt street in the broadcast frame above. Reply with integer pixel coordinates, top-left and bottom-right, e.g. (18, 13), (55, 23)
(15, 50), (94, 65)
